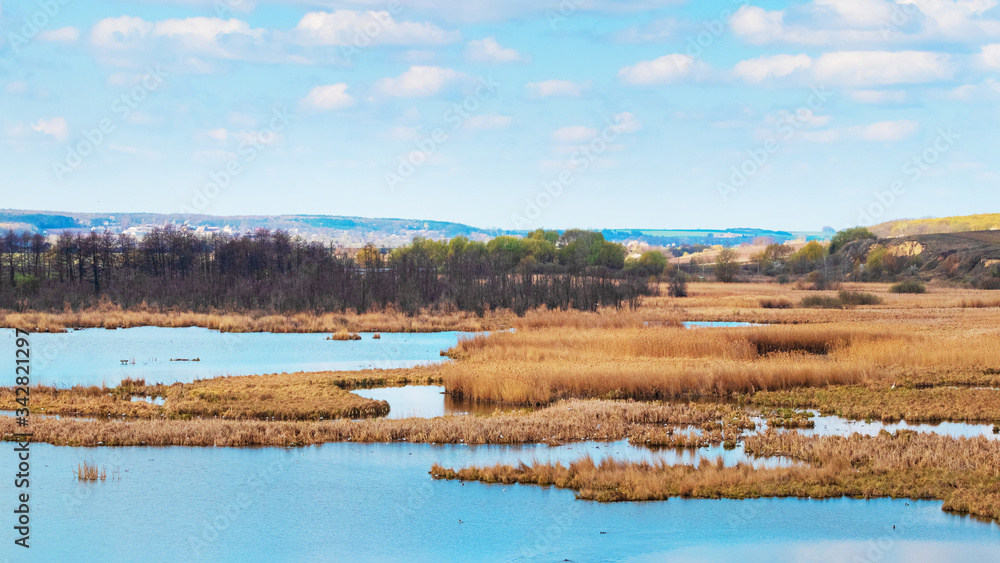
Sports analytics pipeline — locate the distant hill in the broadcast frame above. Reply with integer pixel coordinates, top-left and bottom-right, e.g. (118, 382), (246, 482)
(0, 209), (511, 247)
(871, 214), (1000, 238)
(0, 208), (830, 248)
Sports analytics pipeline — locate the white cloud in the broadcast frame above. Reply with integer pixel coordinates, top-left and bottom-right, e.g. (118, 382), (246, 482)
(38, 26), (80, 43)
(31, 117), (68, 141)
(463, 114), (512, 131)
(465, 37), (523, 63)
(5, 81), (27, 94)
(525, 80), (585, 98)
(552, 126), (598, 142)
(813, 51), (953, 86)
(860, 119), (919, 141)
(734, 54), (812, 82)
(293, 10), (459, 46)
(206, 128), (229, 141)
(91, 16), (153, 49)
(947, 79), (1000, 101)
(302, 83), (356, 110)
(386, 126), (421, 140)
(90, 16), (271, 65)
(375, 66), (461, 97)
(798, 119), (918, 142)
(730, 6), (787, 44)
(730, 1), (1000, 46)
(617, 54), (700, 85)
(980, 43), (1000, 69)
(848, 89), (907, 103)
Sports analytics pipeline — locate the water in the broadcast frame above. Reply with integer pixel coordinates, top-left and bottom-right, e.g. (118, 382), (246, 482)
(798, 411), (1000, 440)
(0, 327), (472, 387)
(4, 327), (999, 560)
(354, 386), (514, 419)
(7, 443), (998, 562)
(682, 321), (761, 328)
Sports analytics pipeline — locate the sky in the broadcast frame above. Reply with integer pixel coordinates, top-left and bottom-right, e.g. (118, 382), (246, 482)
(0, 0), (998, 232)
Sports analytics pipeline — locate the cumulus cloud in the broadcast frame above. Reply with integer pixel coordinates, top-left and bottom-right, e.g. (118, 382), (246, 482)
(617, 53), (701, 85)
(730, 1), (1000, 45)
(734, 54), (812, 82)
(90, 16), (270, 65)
(293, 10), (459, 46)
(375, 66), (461, 97)
(302, 83), (356, 110)
(980, 43), (1000, 69)
(525, 80), (585, 98)
(465, 37), (523, 63)
(812, 51), (953, 86)
(31, 117), (68, 141)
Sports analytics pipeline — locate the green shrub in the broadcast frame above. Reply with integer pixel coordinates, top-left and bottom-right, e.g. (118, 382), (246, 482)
(890, 280), (926, 294)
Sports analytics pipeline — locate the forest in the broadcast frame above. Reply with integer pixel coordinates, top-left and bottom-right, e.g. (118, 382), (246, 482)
(0, 227), (655, 314)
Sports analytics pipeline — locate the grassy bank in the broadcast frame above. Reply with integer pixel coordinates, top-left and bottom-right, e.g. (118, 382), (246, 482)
(431, 429), (1000, 523)
(0, 367), (448, 420)
(0, 399), (751, 447)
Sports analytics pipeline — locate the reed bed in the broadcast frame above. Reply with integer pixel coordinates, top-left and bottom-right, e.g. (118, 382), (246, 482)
(430, 429), (1000, 522)
(0, 399), (755, 447)
(444, 320), (1000, 405)
(0, 367), (449, 420)
(752, 385), (1000, 423)
(0, 305), (507, 334)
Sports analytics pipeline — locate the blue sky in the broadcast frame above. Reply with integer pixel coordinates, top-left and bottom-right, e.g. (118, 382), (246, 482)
(1, 0), (998, 231)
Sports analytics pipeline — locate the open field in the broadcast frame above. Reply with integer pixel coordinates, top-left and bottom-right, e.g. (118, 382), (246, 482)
(431, 429), (1000, 522)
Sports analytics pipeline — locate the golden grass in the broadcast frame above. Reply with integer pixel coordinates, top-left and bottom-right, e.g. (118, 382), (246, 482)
(443, 313), (1000, 405)
(752, 385), (1000, 423)
(74, 460), (106, 481)
(0, 399), (753, 447)
(431, 429), (1000, 522)
(0, 304), (507, 333)
(0, 367), (450, 420)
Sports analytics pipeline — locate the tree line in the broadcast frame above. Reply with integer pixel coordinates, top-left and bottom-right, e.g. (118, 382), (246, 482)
(0, 227), (656, 314)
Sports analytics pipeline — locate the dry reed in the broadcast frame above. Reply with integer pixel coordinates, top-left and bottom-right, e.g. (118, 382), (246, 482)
(431, 429), (1000, 522)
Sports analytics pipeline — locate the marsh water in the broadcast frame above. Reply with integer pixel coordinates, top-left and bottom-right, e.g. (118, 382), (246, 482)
(1, 327), (471, 387)
(3, 327), (1000, 562)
